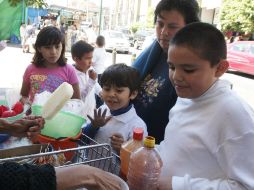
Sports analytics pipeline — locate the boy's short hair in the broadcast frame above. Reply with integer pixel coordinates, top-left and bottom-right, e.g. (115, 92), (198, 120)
(71, 40), (94, 59)
(100, 63), (141, 93)
(170, 22), (227, 66)
(154, 0), (200, 25)
(96, 35), (105, 47)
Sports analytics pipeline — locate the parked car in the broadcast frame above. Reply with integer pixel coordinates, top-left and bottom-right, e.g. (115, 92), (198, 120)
(101, 30), (129, 54)
(227, 41), (254, 76)
(133, 29), (154, 50)
(116, 27), (134, 46)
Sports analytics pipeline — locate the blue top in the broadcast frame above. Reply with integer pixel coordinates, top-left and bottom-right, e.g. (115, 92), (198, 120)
(132, 40), (177, 143)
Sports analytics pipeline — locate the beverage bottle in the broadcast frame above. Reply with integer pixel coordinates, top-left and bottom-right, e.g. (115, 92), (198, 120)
(127, 136), (163, 190)
(119, 128), (144, 181)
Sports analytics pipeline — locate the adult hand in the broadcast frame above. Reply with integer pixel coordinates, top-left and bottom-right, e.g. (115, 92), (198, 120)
(7, 116), (44, 138)
(87, 108), (111, 128)
(56, 165), (123, 190)
(110, 133), (124, 154)
(157, 175), (173, 190)
(88, 69), (97, 81)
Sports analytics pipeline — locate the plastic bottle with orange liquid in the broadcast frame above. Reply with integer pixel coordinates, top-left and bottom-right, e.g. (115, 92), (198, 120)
(127, 136), (163, 190)
(119, 128), (144, 181)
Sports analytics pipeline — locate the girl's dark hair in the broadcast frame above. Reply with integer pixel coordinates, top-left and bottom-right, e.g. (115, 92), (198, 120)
(33, 26), (66, 67)
(154, 0), (200, 24)
(71, 40), (94, 59)
(100, 63), (141, 93)
(170, 22), (226, 66)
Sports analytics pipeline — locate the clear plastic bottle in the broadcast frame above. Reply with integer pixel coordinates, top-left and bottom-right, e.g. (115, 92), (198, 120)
(127, 136), (163, 190)
(119, 128), (144, 181)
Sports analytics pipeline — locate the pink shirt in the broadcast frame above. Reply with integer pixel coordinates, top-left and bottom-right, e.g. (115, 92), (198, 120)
(23, 64), (79, 101)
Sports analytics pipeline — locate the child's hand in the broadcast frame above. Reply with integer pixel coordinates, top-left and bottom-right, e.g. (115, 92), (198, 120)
(88, 70), (97, 81)
(87, 108), (111, 128)
(110, 133), (124, 154)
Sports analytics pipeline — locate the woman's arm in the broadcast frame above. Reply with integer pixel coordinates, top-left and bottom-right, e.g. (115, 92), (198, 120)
(0, 116), (44, 138)
(56, 165), (122, 190)
(0, 162), (56, 190)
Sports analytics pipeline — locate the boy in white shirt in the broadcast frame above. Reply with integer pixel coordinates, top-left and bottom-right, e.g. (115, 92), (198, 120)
(71, 40), (102, 120)
(157, 22), (254, 190)
(92, 35), (108, 83)
(83, 63), (147, 154)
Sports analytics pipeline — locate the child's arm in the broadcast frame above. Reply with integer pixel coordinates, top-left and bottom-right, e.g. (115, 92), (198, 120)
(80, 77), (97, 99)
(20, 80), (31, 105)
(110, 133), (124, 155)
(71, 83), (81, 99)
(82, 123), (99, 139)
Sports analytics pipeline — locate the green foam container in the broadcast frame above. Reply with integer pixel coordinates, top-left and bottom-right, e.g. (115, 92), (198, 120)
(31, 105), (85, 139)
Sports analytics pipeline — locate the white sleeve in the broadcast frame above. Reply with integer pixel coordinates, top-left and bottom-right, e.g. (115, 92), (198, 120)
(94, 82), (102, 95)
(172, 131), (254, 190)
(80, 78), (96, 100)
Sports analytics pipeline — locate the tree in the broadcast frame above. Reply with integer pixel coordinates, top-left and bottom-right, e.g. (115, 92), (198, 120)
(220, 0), (254, 33)
(8, 0), (47, 8)
(145, 6), (154, 29)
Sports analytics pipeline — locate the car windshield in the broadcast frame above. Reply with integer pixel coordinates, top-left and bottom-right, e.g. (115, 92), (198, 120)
(109, 32), (124, 39)
(232, 43), (254, 55)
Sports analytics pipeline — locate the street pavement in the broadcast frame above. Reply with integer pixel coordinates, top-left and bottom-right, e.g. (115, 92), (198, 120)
(0, 44), (254, 109)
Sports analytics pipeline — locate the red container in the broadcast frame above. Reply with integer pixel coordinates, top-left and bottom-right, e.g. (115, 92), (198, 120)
(36, 131), (81, 161)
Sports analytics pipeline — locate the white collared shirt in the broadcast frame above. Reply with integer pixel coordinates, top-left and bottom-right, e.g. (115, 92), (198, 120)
(94, 104), (148, 146)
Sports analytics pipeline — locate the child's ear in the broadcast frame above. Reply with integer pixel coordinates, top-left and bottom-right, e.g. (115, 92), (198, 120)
(130, 90), (138, 100)
(73, 56), (79, 62)
(215, 60), (229, 77)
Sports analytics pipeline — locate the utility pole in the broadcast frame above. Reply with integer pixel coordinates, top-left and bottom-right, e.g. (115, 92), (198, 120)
(99, 0), (103, 35)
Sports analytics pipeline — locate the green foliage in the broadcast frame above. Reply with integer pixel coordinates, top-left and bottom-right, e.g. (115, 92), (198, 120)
(8, 0), (47, 8)
(220, 0), (254, 33)
(130, 7), (155, 33)
(130, 22), (142, 33)
(145, 7), (154, 29)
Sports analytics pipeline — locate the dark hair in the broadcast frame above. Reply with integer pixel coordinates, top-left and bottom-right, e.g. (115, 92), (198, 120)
(100, 63), (141, 94)
(170, 22), (227, 66)
(154, 0), (200, 24)
(71, 40), (94, 59)
(96, 35), (105, 47)
(33, 26), (66, 67)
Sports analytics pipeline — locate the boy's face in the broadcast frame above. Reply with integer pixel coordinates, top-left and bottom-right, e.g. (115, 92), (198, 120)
(74, 51), (93, 72)
(168, 45), (227, 99)
(155, 10), (186, 52)
(101, 86), (137, 111)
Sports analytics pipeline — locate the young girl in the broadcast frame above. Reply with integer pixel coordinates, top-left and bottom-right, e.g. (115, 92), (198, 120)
(83, 63), (148, 154)
(20, 26), (80, 104)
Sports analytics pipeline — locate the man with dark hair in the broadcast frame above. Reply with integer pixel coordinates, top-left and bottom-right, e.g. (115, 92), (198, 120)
(132, 0), (200, 143)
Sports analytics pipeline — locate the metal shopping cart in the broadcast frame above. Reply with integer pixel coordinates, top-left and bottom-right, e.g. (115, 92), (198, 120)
(0, 134), (120, 176)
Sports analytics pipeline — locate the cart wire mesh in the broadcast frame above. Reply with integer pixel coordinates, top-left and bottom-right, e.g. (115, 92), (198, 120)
(0, 134), (120, 175)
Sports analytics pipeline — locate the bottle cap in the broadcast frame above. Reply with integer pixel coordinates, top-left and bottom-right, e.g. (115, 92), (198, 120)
(133, 128), (144, 140)
(144, 136), (155, 148)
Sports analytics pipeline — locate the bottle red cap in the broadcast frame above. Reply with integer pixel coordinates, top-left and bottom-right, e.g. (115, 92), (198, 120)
(133, 128), (144, 140)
